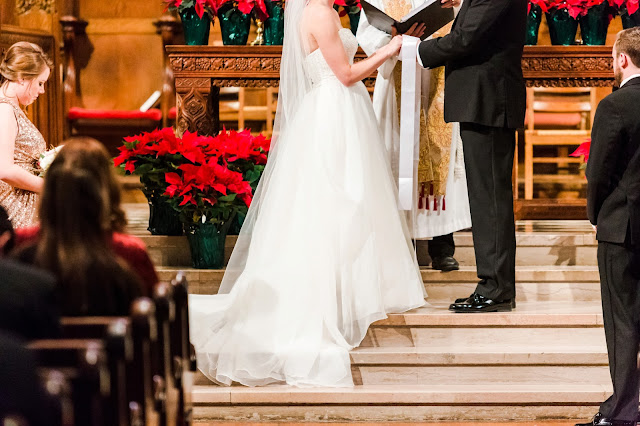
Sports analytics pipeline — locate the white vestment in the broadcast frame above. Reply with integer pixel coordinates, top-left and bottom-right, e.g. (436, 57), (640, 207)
(356, 1), (471, 239)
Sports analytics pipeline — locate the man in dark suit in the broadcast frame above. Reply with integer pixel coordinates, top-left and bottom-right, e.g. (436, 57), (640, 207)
(576, 27), (640, 426)
(416, 0), (527, 312)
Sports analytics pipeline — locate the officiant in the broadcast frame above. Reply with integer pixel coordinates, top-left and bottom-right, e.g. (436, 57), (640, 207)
(356, 0), (471, 272)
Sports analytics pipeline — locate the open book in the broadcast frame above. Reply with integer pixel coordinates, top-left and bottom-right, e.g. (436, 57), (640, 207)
(360, 0), (454, 40)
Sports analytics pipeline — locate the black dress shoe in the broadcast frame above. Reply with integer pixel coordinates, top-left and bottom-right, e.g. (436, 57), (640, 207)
(575, 412), (636, 426)
(454, 293), (516, 308)
(431, 256), (459, 272)
(449, 293), (513, 313)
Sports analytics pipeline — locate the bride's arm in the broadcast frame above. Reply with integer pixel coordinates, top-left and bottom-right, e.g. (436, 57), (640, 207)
(0, 104), (44, 193)
(310, 7), (402, 87)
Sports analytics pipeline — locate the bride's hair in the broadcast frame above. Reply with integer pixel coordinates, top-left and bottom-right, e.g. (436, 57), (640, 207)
(0, 41), (52, 86)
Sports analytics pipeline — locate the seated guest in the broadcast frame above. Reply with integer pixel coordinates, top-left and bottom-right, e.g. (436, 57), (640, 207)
(14, 139), (144, 316)
(14, 137), (159, 295)
(0, 205), (60, 339)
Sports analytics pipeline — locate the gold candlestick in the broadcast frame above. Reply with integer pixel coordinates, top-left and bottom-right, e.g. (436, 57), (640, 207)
(251, 19), (265, 46)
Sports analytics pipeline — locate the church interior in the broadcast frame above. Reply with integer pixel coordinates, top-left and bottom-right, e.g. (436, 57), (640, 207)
(0, 0), (637, 424)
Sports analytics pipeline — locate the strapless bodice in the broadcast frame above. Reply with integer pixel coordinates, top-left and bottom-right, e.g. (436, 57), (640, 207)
(305, 28), (359, 87)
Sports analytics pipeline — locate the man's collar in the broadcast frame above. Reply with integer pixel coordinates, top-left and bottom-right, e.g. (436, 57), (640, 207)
(620, 73), (640, 88)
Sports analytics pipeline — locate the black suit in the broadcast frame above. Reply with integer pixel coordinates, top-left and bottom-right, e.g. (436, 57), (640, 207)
(586, 76), (640, 422)
(417, 0), (527, 301)
(0, 258), (61, 340)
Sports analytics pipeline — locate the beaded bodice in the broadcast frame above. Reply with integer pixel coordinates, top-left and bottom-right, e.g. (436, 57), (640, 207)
(305, 28), (359, 87)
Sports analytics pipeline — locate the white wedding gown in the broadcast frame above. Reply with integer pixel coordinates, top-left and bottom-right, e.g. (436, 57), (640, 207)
(189, 28), (426, 387)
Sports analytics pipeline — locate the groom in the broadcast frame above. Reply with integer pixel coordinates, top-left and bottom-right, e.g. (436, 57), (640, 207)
(417, 0), (527, 312)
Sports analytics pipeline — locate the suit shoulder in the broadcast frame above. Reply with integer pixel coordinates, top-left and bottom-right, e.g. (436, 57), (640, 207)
(0, 258), (56, 289)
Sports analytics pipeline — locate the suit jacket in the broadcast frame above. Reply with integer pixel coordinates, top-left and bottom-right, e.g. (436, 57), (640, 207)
(417, 0), (527, 129)
(0, 258), (61, 340)
(587, 77), (640, 247)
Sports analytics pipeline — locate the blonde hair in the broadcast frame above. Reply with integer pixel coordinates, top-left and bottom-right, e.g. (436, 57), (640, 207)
(615, 27), (640, 68)
(0, 41), (53, 86)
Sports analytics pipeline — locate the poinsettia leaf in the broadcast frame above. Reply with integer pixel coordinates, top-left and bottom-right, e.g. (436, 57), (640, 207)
(218, 194), (237, 202)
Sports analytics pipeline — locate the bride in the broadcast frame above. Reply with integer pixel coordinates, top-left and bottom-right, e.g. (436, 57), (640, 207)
(189, 0), (426, 387)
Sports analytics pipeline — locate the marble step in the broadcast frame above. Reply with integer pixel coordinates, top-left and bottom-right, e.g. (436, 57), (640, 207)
(142, 232), (598, 268)
(158, 266), (602, 302)
(191, 383), (607, 422)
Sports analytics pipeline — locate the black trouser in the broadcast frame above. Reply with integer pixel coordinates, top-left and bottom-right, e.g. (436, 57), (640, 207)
(428, 233), (455, 259)
(459, 123), (516, 301)
(598, 241), (640, 422)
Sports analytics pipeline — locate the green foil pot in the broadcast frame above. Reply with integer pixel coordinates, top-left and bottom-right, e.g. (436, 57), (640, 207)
(264, 1), (285, 45)
(185, 220), (232, 269)
(579, 3), (610, 46)
(546, 8), (578, 45)
(218, 2), (252, 45)
(179, 6), (212, 46)
(526, 3), (543, 45)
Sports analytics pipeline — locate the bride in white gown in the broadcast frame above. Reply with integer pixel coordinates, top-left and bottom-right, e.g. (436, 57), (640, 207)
(188, 0), (426, 388)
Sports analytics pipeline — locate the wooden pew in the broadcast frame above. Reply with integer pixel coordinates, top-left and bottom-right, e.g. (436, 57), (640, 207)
(170, 272), (195, 426)
(29, 333), (126, 426)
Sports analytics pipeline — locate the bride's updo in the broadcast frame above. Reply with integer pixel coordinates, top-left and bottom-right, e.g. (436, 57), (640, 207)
(0, 41), (53, 86)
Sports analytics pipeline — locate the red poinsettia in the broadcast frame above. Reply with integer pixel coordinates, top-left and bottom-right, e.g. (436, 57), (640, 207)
(546, 0), (616, 18)
(164, 159), (253, 224)
(570, 138), (591, 163)
(611, 0), (639, 14)
(164, 0), (218, 18)
(529, 0), (550, 14)
(217, 0), (269, 21)
(334, 0), (361, 15)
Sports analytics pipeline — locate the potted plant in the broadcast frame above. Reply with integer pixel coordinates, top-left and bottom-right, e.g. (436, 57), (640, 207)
(545, 0), (582, 45)
(217, 0), (269, 45)
(334, 0), (362, 35)
(527, 0), (550, 44)
(164, 160), (253, 268)
(165, 0), (218, 45)
(612, 0), (640, 28)
(114, 127), (212, 235)
(208, 128), (271, 233)
(573, 0), (616, 45)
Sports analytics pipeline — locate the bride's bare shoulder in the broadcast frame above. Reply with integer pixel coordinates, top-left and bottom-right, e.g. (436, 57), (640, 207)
(303, 3), (339, 26)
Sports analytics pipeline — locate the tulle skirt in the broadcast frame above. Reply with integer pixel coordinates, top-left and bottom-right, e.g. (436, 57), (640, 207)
(189, 79), (426, 387)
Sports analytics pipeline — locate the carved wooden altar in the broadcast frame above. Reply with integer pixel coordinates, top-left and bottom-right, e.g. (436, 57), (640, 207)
(168, 45), (614, 219)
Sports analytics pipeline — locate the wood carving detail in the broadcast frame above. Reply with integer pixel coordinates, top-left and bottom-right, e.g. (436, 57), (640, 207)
(177, 89), (215, 136)
(175, 77), (211, 89)
(522, 56), (612, 72)
(171, 56), (281, 72)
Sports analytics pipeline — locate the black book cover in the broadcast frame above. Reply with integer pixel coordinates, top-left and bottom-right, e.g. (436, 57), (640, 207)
(360, 0), (454, 40)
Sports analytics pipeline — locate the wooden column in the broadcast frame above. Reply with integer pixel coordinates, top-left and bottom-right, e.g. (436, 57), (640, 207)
(59, 15), (87, 138)
(154, 15), (182, 128)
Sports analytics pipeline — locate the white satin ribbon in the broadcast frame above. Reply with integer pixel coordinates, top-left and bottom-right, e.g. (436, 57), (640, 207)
(398, 35), (421, 211)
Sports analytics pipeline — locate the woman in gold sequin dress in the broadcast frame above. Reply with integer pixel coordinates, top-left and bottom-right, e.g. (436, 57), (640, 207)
(0, 42), (52, 228)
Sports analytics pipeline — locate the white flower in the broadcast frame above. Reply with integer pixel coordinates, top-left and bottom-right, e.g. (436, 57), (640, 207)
(39, 145), (64, 176)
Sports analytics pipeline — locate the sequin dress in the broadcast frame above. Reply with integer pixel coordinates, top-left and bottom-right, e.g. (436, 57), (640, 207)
(0, 98), (45, 228)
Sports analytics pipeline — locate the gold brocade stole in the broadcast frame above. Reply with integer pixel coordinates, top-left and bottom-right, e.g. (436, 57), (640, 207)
(389, 12), (454, 200)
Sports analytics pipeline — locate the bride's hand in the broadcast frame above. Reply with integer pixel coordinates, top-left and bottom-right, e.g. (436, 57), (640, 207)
(384, 35), (403, 58)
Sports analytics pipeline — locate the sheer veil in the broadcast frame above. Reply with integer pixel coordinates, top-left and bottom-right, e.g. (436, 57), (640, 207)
(218, 0), (311, 293)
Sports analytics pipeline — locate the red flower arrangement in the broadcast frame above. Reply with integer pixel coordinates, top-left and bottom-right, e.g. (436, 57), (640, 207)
(165, 160), (253, 225)
(218, 0), (269, 21)
(115, 127), (271, 227)
(611, 0), (639, 14)
(545, 0), (616, 18)
(529, 0), (550, 14)
(164, 0), (218, 18)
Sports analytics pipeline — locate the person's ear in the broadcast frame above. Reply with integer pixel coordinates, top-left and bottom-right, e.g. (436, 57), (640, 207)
(620, 52), (630, 70)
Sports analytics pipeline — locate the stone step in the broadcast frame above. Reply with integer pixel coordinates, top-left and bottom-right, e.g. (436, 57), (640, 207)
(137, 232), (597, 267)
(142, 232), (598, 268)
(160, 266), (602, 302)
(191, 383), (607, 422)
